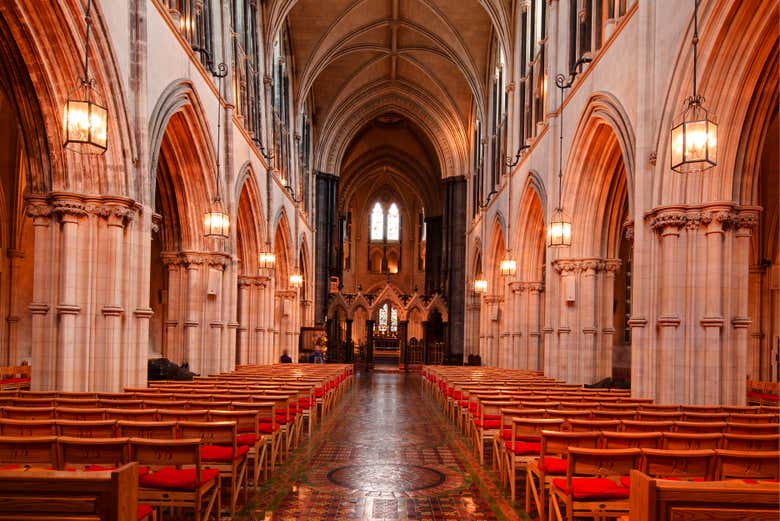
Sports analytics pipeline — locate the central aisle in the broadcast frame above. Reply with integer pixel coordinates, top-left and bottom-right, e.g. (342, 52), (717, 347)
(248, 371), (521, 520)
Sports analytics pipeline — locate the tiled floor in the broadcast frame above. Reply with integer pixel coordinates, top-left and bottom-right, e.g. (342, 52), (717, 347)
(240, 371), (524, 521)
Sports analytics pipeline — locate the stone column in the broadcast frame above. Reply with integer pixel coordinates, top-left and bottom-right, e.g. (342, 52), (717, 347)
(237, 277), (251, 365)
(553, 261), (577, 382)
(729, 212), (758, 405)
(5, 249), (23, 366)
(601, 260), (621, 380)
(580, 260), (599, 383)
(650, 211), (686, 404)
(183, 257), (202, 371)
(100, 206), (130, 391)
(26, 201), (52, 390)
(701, 211), (726, 404)
(365, 319), (374, 370)
(398, 320), (409, 370)
(345, 318), (353, 363)
(53, 201), (85, 391)
(161, 253), (183, 364)
(528, 282), (543, 371)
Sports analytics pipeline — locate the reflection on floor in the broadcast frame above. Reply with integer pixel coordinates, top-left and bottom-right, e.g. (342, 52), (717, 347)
(242, 371), (524, 521)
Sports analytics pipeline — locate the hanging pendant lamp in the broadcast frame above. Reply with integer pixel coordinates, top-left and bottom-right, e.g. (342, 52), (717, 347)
(63, 0), (107, 154)
(671, 0), (717, 173)
(204, 74), (229, 239)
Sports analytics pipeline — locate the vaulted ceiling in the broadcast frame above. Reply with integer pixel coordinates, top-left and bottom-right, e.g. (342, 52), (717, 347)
(267, 0), (509, 181)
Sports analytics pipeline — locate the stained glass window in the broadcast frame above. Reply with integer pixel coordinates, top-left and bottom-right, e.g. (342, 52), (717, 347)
(371, 202), (384, 241)
(378, 304), (388, 332)
(387, 203), (400, 241)
(390, 307), (398, 333)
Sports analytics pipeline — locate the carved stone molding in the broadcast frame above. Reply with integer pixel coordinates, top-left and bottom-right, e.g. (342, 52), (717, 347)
(647, 203), (763, 235)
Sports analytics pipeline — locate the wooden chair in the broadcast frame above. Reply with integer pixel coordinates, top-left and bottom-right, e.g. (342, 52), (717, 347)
(106, 408), (158, 421)
(55, 398), (100, 408)
(209, 409), (266, 488)
(157, 408), (209, 423)
(637, 411), (683, 422)
(57, 419), (117, 438)
(567, 419), (621, 432)
(0, 418), (57, 436)
(100, 399), (144, 409)
(641, 448), (716, 481)
(525, 430), (601, 519)
(0, 435), (58, 469)
(117, 421), (177, 440)
(714, 449), (780, 481)
(602, 431), (663, 449)
(55, 407), (107, 421)
(504, 418), (565, 501)
(727, 421), (780, 434)
(57, 436), (129, 471)
(722, 433), (780, 451)
(178, 420), (248, 516)
(2, 406), (55, 420)
(231, 401), (279, 475)
(11, 397), (54, 407)
(548, 447), (640, 521)
(683, 411), (730, 422)
(592, 409), (637, 421)
(621, 419), (675, 433)
(494, 408), (546, 477)
(131, 438), (220, 521)
(673, 421), (727, 434)
(728, 412), (779, 423)
(472, 399), (519, 466)
(661, 432), (722, 450)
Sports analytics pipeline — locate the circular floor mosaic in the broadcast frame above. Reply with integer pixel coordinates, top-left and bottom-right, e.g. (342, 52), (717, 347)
(326, 463), (446, 492)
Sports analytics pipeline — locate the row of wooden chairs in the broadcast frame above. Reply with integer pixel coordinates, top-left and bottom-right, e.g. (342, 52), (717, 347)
(0, 365), (30, 391)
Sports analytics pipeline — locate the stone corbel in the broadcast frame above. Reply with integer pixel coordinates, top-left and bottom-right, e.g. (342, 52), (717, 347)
(604, 259), (622, 273)
(647, 208), (687, 235)
(160, 252), (184, 267)
(527, 282), (544, 293)
(508, 281), (526, 293)
(552, 259), (581, 274)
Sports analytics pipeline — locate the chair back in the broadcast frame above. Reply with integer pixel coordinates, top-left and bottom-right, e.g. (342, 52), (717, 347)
(3, 406), (55, 420)
(0, 435), (58, 468)
(131, 438), (202, 477)
(58, 436), (129, 470)
(727, 422), (780, 435)
(117, 420), (177, 439)
(566, 447), (641, 478)
(57, 419), (117, 438)
(722, 433), (780, 451)
(55, 407), (107, 421)
(641, 448), (715, 481)
(157, 409), (209, 422)
(621, 420), (674, 433)
(0, 418), (57, 436)
(106, 408), (158, 421)
(567, 419), (620, 432)
(601, 431), (662, 449)
(714, 449), (780, 481)
(662, 432), (722, 450)
(673, 421), (726, 434)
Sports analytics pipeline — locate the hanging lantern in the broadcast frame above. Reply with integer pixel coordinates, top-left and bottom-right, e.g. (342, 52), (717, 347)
(63, 0), (107, 154)
(258, 251), (276, 270)
(499, 258), (517, 277)
(289, 272), (303, 288)
(474, 277), (488, 294)
(671, 96), (717, 173)
(670, 0), (717, 173)
(547, 208), (572, 247)
(204, 200), (229, 238)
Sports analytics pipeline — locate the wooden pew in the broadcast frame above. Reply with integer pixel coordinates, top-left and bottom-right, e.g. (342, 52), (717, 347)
(0, 462), (139, 521)
(629, 469), (780, 521)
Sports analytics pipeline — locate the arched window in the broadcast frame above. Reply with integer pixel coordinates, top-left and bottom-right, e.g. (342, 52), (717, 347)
(390, 308), (398, 333)
(387, 203), (400, 241)
(371, 202), (384, 241)
(378, 304), (388, 332)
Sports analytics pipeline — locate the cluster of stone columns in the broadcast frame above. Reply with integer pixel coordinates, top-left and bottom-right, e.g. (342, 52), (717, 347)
(236, 275), (275, 364)
(630, 204), (760, 405)
(158, 250), (237, 378)
(543, 259), (620, 385)
(24, 193), (151, 391)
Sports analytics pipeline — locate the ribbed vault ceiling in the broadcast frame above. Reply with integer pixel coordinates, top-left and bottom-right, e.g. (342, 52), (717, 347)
(269, 0), (507, 182)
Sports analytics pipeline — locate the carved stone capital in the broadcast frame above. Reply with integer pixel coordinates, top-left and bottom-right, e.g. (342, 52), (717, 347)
(552, 259), (581, 274)
(604, 259), (622, 273)
(648, 210), (687, 234)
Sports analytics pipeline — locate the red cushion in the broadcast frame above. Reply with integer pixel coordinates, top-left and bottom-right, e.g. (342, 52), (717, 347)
(0, 377), (29, 384)
(452, 391), (462, 400)
(140, 467), (219, 490)
(200, 444), (250, 462)
(314, 388), (324, 397)
(0, 464), (20, 470)
(759, 393), (779, 402)
(619, 475), (631, 488)
(458, 399), (470, 407)
(474, 419), (501, 429)
(236, 433), (258, 445)
(552, 477), (630, 499)
(484, 414), (502, 421)
(538, 457), (568, 474)
(504, 441), (541, 455)
(258, 423), (278, 434)
(137, 504), (154, 520)
(298, 398), (312, 408)
(469, 402), (478, 412)
(500, 428), (512, 439)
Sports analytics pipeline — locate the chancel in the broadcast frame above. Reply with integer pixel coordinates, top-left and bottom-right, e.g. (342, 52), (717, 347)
(0, 0), (776, 520)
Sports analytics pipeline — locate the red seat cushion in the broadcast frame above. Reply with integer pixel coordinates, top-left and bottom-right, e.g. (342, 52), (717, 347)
(474, 419), (501, 429)
(504, 441), (541, 455)
(0, 377), (29, 384)
(314, 388), (324, 397)
(298, 398), (312, 408)
(619, 475), (631, 488)
(552, 477), (630, 500)
(200, 444), (250, 462)
(137, 504), (154, 520)
(236, 433), (259, 445)
(458, 399), (469, 407)
(140, 467), (219, 490)
(484, 414), (502, 420)
(500, 428), (512, 440)
(538, 457), (568, 474)
(258, 423), (278, 434)
(469, 402), (478, 412)
(0, 464), (20, 470)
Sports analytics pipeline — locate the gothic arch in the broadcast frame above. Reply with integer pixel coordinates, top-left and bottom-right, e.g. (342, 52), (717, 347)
(0, 0), (134, 195)
(236, 167), (265, 275)
(487, 214), (507, 288)
(514, 179), (546, 282)
(654, 0), (779, 205)
(273, 210), (293, 289)
(563, 93), (633, 259)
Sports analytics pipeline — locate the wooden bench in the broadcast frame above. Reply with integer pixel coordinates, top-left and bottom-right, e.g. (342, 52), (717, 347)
(0, 462), (139, 521)
(629, 469), (780, 521)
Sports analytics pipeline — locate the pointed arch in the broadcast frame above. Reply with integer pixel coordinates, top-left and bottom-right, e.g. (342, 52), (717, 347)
(273, 210), (293, 289)
(514, 178), (546, 281)
(487, 215), (506, 288)
(236, 166), (265, 275)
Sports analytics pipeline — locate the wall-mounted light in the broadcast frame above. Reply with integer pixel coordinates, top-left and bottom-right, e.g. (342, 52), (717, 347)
(290, 273), (303, 288)
(259, 251), (276, 270)
(499, 259), (517, 277)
